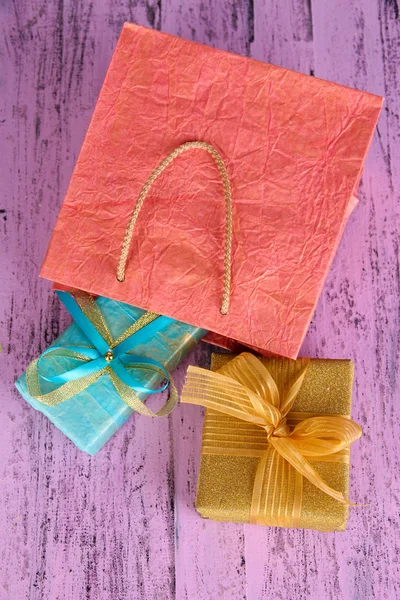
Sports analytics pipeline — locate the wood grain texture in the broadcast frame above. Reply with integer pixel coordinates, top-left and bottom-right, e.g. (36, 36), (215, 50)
(0, 1), (398, 599)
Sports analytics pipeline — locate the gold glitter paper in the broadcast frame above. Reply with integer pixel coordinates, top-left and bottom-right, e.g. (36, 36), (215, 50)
(195, 354), (355, 532)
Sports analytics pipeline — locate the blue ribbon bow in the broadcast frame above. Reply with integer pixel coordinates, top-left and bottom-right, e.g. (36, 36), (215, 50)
(37, 292), (175, 396)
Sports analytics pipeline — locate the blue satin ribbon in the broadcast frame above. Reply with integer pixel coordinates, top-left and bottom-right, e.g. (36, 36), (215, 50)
(37, 292), (175, 396)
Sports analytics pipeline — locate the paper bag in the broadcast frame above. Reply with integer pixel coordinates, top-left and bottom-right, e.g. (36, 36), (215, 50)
(41, 23), (383, 358)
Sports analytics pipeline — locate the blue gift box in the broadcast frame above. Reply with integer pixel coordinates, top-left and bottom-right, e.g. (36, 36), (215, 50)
(16, 294), (206, 455)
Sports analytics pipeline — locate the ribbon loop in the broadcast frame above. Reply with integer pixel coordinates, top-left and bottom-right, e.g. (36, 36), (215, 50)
(181, 352), (362, 525)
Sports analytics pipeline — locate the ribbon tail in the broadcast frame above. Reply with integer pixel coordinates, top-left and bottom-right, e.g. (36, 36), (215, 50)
(108, 367), (178, 417)
(250, 447), (303, 528)
(270, 437), (354, 506)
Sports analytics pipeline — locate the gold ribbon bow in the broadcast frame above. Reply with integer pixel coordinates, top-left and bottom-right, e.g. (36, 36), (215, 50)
(181, 353), (362, 527)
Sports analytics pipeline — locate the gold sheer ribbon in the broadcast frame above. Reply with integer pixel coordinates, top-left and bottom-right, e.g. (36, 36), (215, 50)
(181, 352), (362, 527)
(26, 292), (178, 417)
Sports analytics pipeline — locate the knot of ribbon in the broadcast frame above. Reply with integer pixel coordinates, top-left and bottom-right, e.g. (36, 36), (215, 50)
(263, 413), (290, 439)
(26, 291), (178, 417)
(181, 352), (362, 527)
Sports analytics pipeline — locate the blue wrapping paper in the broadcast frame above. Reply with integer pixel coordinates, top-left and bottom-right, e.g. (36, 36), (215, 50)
(16, 296), (206, 455)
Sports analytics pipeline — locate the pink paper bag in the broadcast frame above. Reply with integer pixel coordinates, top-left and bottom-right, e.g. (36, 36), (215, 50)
(41, 23), (383, 358)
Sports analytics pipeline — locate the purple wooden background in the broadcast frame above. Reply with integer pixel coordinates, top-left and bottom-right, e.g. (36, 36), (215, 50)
(1, 1), (399, 599)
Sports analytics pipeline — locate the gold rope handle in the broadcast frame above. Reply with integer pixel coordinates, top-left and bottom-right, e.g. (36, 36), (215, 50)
(116, 141), (233, 315)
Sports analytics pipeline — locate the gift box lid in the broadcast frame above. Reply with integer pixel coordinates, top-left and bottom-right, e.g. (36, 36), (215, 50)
(40, 23), (383, 358)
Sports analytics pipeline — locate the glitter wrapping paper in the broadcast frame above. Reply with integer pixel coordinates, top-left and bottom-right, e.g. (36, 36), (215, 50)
(195, 354), (355, 532)
(40, 23), (383, 359)
(15, 296), (206, 455)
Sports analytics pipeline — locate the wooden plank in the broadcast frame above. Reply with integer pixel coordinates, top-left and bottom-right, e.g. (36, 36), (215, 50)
(161, 0), (253, 55)
(0, 2), (178, 599)
(160, 3), (252, 597)
(251, 0), (314, 74)
(306, 1), (400, 598)
(244, 3), (316, 598)
(244, 1), (400, 599)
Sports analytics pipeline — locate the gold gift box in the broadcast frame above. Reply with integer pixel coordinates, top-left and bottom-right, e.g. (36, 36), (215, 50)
(195, 354), (355, 532)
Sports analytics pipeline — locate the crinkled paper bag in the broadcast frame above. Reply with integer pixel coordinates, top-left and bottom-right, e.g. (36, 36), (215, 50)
(41, 23), (383, 358)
